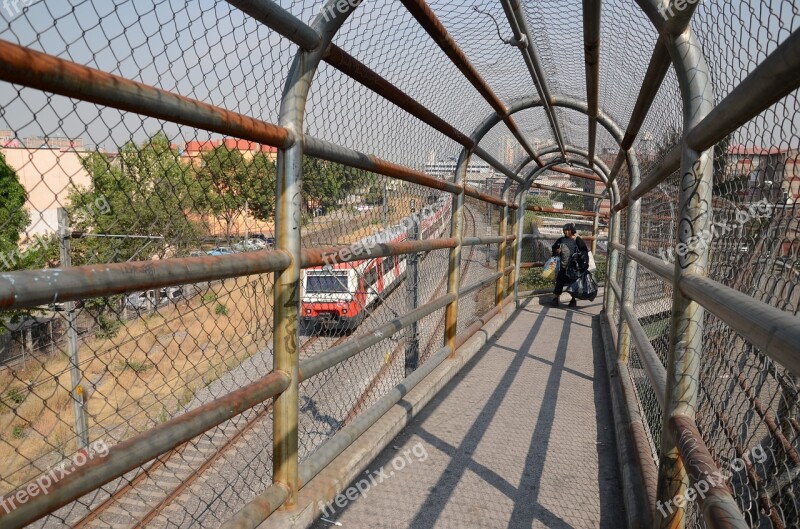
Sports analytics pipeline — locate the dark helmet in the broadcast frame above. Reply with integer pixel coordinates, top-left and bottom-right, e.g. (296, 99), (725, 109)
(562, 223), (576, 234)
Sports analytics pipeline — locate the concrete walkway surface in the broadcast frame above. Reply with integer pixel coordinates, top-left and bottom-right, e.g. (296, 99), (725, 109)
(310, 294), (626, 529)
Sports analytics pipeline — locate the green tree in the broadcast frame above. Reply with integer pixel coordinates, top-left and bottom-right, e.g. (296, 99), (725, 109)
(195, 146), (277, 239)
(0, 151), (30, 263)
(69, 133), (206, 264)
(301, 157), (376, 212)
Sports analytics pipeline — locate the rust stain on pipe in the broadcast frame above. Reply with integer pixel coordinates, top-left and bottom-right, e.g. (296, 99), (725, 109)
(0, 40), (292, 148)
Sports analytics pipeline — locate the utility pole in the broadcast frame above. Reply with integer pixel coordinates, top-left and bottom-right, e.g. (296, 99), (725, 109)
(58, 208), (90, 449)
(405, 200), (420, 377)
(383, 181), (389, 229)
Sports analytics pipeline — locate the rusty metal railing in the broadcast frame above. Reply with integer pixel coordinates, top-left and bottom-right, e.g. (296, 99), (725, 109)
(0, 0), (797, 528)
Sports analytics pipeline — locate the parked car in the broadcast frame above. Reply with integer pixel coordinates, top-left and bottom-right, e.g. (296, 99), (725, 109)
(207, 247), (235, 256)
(232, 240), (264, 252)
(253, 234), (275, 247)
(126, 287), (185, 311)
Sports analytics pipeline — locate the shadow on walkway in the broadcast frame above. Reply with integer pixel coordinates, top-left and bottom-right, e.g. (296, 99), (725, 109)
(311, 294), (625, 529)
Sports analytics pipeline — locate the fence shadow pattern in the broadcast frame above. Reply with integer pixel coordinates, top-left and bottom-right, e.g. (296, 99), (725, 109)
(0, 0), (797, 528)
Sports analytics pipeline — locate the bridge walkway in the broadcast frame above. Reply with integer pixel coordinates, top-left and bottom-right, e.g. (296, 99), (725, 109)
(310, 293), (626, 529)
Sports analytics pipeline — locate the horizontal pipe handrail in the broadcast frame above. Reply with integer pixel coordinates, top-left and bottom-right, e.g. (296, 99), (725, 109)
(225, 0), (321, 51)
(301, 238), (458, 268)
(304, 137), (514, 207)
(461, 236), (507, 246)
(299, 293), (457, 381)
(0, 239), (464, 311)
(525, 206), (608, 218)
(612, 31), (800, 210)
(670, 415), (749, 527)
(0, 371), (290, 529)
(299, 344), (453, 486)
(627, 248), (800, 377)
(531, 182), (605, 198)
(550, 165), (603, 182)
(0, 39), (513, 213)
(219, 483), (288, 529)
(620, 303), (667, 410)
(458, 272), (503, 297)
(299, 272), (504, 381)
(0, 39), (294, 149)
(464, 184), (516, 208)
(686, 29), (800, 153)
(228, 295), (513, 529)
(522, 235), (598, 241)
(0, 251), (293, 311)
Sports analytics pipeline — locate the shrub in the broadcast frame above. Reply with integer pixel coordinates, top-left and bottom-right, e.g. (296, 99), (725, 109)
(118, 359), (153, 373)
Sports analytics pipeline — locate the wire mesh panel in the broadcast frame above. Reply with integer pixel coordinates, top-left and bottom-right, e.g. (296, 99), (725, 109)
(0, 0), (797, 526)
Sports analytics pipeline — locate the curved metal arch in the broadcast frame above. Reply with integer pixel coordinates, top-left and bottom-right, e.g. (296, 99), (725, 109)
(462, 94), (632, 215)
(273, 0), (364, 505)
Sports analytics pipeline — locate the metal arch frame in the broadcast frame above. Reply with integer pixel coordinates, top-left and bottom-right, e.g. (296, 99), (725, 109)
(511, 156), (612, 307)
(464, 94), (634, 322)
(631, 1), (747, 527)
(453, 94), (626, 335)
(272, 0), (363, 507)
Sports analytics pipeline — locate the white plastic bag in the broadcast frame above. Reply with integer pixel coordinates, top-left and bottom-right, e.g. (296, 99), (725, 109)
(587, 251), (597, 273)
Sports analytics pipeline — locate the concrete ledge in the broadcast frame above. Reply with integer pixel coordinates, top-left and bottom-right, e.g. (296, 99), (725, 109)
(259, 300), (517, 529)
(598, 311), (655, 529)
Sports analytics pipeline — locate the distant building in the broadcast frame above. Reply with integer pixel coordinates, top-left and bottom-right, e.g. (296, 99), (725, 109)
(182, 138), (278, 166)
(21, 135), (85, 150)
(725, 145), (799, 203)
(1, 134), (91, 237)
(424, 159), (494, 183)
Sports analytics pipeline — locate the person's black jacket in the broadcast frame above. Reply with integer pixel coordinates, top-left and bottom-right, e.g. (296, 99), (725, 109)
(552, 236), (589, 280)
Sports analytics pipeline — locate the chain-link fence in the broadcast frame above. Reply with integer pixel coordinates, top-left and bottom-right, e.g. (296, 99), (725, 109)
(0, 0), (798, 527)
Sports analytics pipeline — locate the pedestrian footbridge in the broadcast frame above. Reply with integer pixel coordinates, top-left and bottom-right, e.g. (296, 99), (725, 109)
(0, 0), (798, 528)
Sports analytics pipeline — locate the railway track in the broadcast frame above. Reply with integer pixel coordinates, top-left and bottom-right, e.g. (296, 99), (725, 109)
(63, 203), (488, 529)
(344, 202), (484, 421)
(69, 332), (348, 529)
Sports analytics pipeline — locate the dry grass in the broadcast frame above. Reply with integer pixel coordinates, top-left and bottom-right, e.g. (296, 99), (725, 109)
(335, 196), (422, 245)
(0, 275), (274, 493)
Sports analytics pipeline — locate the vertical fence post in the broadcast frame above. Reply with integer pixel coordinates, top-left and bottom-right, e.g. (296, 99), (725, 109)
(654, 29), (715, 528)
(445, 154), (467, 353)
(513, 182), (531, 308)
(271, 1), (360, 506)
(57, 208), (89, 449)
(273, 70), (303, 505)
(497, 184), (510, 305)
(406, 201), (420, 376)
(605, 208), (621, 317)
(616, 152), (641, 364)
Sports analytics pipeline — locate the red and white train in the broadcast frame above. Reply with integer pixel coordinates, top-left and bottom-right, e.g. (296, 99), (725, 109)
(301, 196), (450, 333)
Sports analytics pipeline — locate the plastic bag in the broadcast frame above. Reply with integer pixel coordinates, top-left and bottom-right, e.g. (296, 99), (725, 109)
(587, 251), (597, 273)
(566, 271), (598, 301)
(542, 256), (560, 281)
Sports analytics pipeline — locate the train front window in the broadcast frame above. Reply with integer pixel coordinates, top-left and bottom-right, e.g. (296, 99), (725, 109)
(306, 273), (349, 293)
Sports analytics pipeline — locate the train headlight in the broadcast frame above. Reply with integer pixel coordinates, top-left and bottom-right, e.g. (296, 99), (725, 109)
(306, 309), (312, 314)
